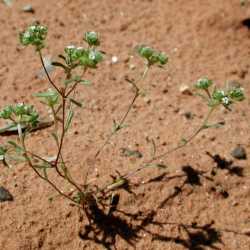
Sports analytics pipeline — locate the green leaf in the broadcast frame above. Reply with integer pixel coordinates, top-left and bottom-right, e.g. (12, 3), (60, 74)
(51, 61), (67, 70)
(7, 140), (23, 152)
(51, 132), (59, 147)
(204, 122), (224, 129)
(33, 91), (57, 98)
(58, 54), (66, 61)
(34, 162), (52, 179)
(180, 138), (188, 146)
(34, 164), (51, 169)
(64, 78), (74, 86)
(64, 75), (90, 86)
(8, 154), (26, 162)
(73, 75), (91, 85)
(69, 98), (83, 108)
(120, 148), (143, 158)
(145, 163), (167, 169)
(34, 90), (59, 108)
(65, 110), (74, 132)
(78, 79), (91, 85)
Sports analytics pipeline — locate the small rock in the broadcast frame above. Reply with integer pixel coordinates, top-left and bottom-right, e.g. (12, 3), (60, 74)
(243, 228), (250, 236)
(183, 111), (193, 120)
(173, 107), (180, 113)
(111, 56), (118, 64)
(232, 201), (239, 206)
(231, 145), (247, 160)
(210, 136), (216, 141)
(179, 85), (192, 95)
(129, 64), (136, 70)
(0, 186), (13, 202)
(22, 4), (35, 13)
(120, 23), (129, 31)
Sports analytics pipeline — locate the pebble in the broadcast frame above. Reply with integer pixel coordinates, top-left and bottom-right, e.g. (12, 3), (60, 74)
(0, 186), (13, 202)
(22, 4), (35, 13)
(111, 56), (118, 64)
(183, 111), (193, 120)
(179, 85), (192, 95)
(243, 228), (250, 236)
(231, 145), (247, 160)
(129, 64), (136, 70)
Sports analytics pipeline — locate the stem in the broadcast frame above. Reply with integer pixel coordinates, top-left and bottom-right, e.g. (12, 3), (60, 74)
(98, 107), (216, 192)
(51, 106), (58, 131)
(26, 150), (52, 164)
(54, 96), (66, 167)
(147, 106), (215, 163)
(65, 67), (87, 98)
(205, 89), (211, 99)
(52, 93), (83, 193)
(17, 123), (78, 205)
(95, 65), (150, 158)
(38, 50), (62, 95)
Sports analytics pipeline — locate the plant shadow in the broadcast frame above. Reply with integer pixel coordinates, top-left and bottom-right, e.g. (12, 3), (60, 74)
(152, 221), (223, 250)
(78, 163), (245, 249)
(206, 152), (244, 177)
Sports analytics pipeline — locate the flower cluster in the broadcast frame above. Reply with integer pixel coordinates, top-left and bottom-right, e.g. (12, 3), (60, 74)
(0, 103), (39, 127)
(19, 24), (48, 50)
(195, 77), (213, 90)
(84, 31), (100, 47)
(136, 45), (168, 66)
(195, 78), (245, 108)
(211, 87), (245, 107)
(64, 45), (103, 68)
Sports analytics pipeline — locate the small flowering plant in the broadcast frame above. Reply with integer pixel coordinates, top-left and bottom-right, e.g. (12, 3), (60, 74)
(195, 77), (244, 108)
(0, 23), (245, 229)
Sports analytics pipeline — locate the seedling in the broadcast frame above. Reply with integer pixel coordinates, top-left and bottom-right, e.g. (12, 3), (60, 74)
(0, 24), (245, 229)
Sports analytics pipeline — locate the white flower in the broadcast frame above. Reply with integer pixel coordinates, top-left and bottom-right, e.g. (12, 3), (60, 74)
(23, 31), (31, 39)
(89, 51), (96, 60)
(29, 26), (36, 31)
(66, 45), (75, 49)
(222, 97), (230, 105)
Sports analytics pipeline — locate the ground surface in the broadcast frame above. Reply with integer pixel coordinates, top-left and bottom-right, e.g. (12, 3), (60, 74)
(0, 0), (250, 249)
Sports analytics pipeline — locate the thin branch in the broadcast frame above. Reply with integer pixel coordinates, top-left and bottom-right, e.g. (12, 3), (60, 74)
(95, 65), (149, 158)
(97, 107), (216, 193)
(17, 123), (79, 205)
(65, 67), (87, 97)
(38, 50), (62, 95)
(149, 106), (215, 163)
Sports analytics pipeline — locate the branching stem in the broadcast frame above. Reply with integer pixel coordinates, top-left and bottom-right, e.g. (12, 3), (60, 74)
(95, 65), (149, 158)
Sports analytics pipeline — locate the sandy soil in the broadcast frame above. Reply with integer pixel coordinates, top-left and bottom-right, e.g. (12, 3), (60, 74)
(0, 0), (250, 249)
